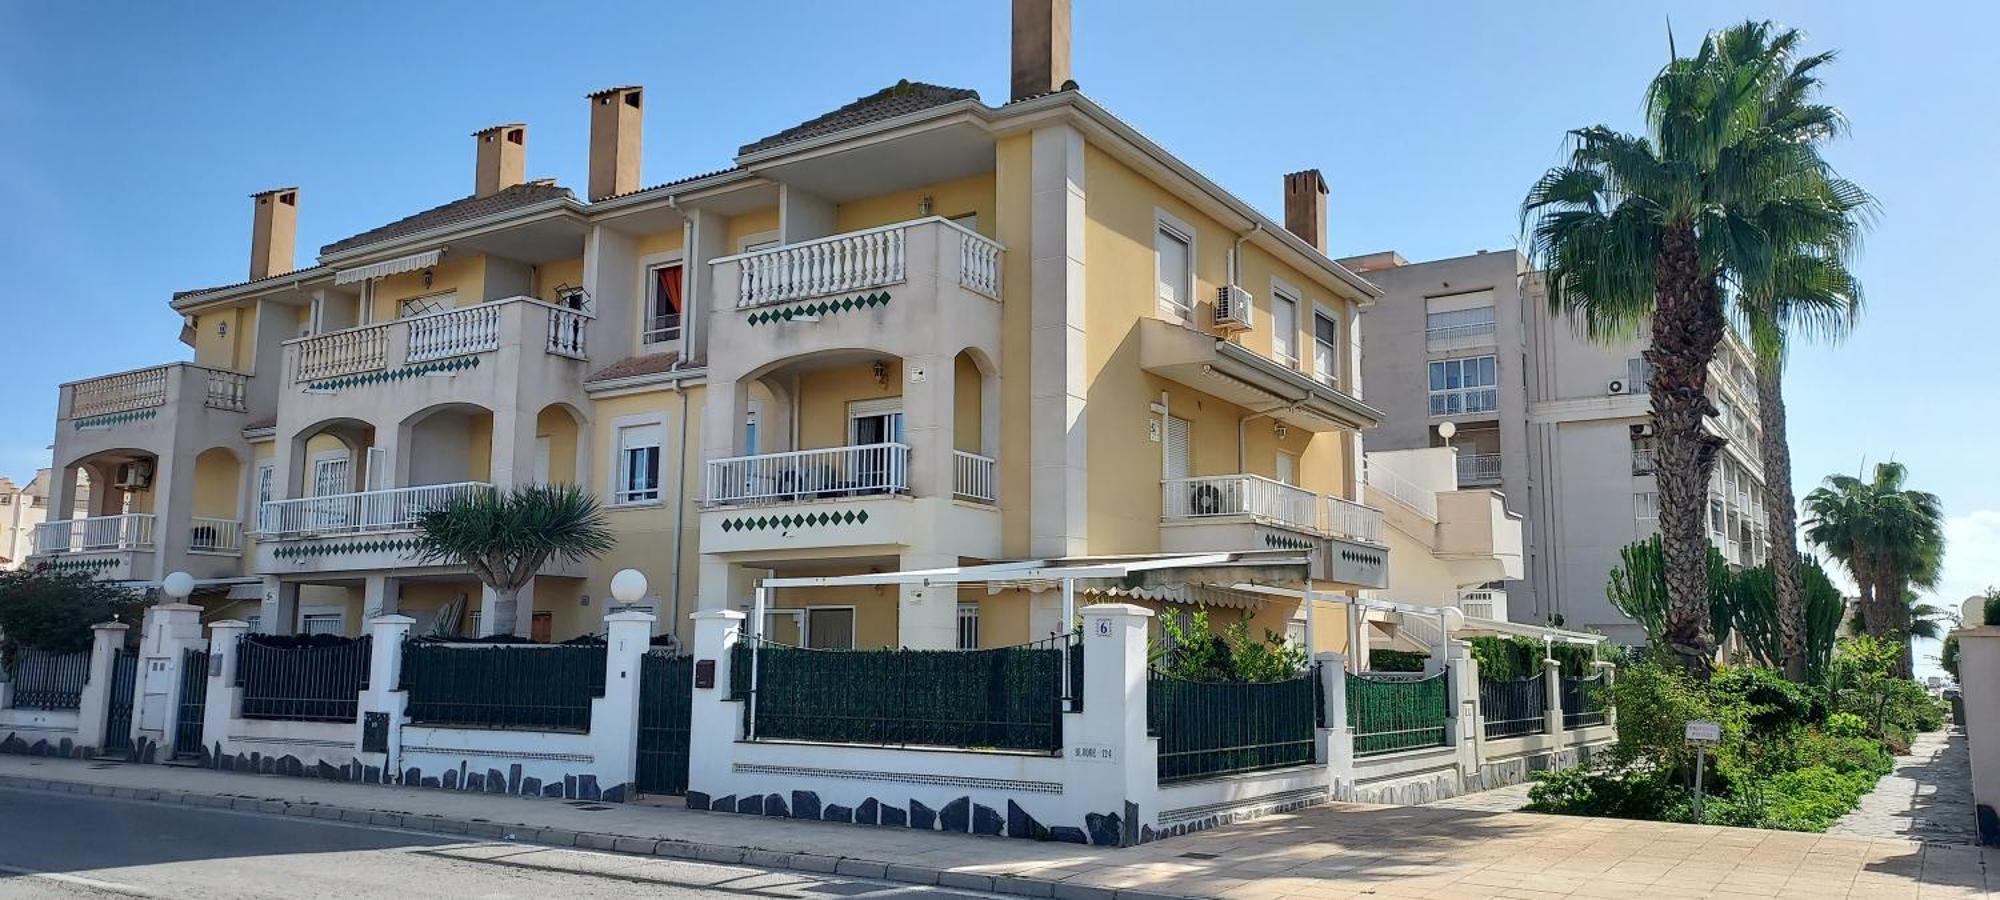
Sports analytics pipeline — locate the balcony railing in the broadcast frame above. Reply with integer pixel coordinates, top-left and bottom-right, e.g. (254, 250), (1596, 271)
(1429, 386), (1498, 417)
(953, 450), (997, 504)
(296, 322), (391, 383)
(189, 517), (244, 555)
(1324, 495), (1386, 544)
(1457, 452), (1503, 484)
(1162, 474), (1321, 535)
(704, 443), (910, 507)
(733, 224), (908, 309)
(290, 298), (589, 386)
(1424, 320), (1497, 351)
(258, 482), (492, 538)
(1458, 589), (1505, 620)
(33, 514), (155, 555)
(65, 364), (248, 419)
(407, 304), (501, 363)
(956, 226), (1003, 299)
(1631, 447), (1657, 475)
(1363, 460), (1438, 519)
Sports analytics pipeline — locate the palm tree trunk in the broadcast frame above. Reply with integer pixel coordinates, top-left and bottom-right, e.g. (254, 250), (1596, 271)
(1757, 364), (1807, 680)
(485, 585), (520, 637)
(1649, 224), (1729, 678)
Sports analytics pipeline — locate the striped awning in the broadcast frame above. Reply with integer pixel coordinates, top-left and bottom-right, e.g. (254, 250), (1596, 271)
(334, 249), (443, 284)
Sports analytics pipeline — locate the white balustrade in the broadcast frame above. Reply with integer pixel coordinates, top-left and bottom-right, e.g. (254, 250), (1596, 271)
(189, 517), (243, 555)
(296, 322), (391, 383)
(1458, 589), (1505, 620)
(1395, 610), (1446, 655)
(1424, 320), (1498, 351)
(203, 368), (249, 411)
(1457, 452), (1504, 484)
(704, 444), (910, 506)
(546, 306), (589, 359)
(733, 224), (907, 308)
(33, 514), (156, 554)
(1323, 495), (1386, 545)
(1364, 459), (1439, 518)
(68, 366), (170, 418)
(259, 482), (492, 538)
(406, 304), (501, 363)
(957, 227), (1003, 299)
(952, 450), (997, 503)
(1162, 474), (1320, 534)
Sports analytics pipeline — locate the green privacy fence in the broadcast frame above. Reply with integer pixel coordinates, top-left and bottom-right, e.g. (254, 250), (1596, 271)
(1148, 665), (1321, 784)
(734, 636), (1066, 752)
(401, 641), (607, 732)
(1346, 671), (1449, 756)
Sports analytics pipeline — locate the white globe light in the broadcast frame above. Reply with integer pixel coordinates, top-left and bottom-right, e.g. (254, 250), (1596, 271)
(1441, 606), (1467, 634)
(161, 571), (196, 600)
(610, 569), (648, 605)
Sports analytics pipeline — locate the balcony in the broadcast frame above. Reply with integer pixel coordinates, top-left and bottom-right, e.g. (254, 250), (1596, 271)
(285, 297), (588, 396)
(1631, 447), (1657, 475)
(1158, 474), (1388, 589)
(704, 444), (910, 507)
(1457, 589), (1508, 621)
(1162, 474), (1320, 534)
(33, 514), (155, 555)
(1457, 452), (1503, 485)
(729, 218), (1001, 311)
(1425, 320), (1497, 351)
(255, 482), (531, 576)
(697, 442), (1002, 559)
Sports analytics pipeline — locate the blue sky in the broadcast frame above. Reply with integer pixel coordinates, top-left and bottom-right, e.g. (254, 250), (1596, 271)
(2, 2), (1990, 669)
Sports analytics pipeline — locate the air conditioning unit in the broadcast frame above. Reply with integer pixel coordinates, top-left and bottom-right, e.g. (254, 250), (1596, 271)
(1214, 285), (1253, 332)
(1606, 378), (1627, 395)
(113, 460), (153, 491)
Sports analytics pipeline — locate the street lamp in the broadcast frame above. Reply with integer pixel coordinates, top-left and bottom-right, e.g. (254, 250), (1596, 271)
(161, 571), (195, 602)
(610, 569), (648, 608)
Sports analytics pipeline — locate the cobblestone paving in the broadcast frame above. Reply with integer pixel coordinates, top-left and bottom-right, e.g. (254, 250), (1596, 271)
(1830, 727), (1978, 845)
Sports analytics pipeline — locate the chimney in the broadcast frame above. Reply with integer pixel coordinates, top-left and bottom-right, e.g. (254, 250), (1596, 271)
(1011, 0), (1072, 102)
(248, 187), (299, 281)
(473, 123), (527, 197)
(1283, 169), (1329, 254)
(586, 86), (644, 202)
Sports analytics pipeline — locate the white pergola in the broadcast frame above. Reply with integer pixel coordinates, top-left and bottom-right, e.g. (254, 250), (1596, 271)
(1225, 583), (1609, 664)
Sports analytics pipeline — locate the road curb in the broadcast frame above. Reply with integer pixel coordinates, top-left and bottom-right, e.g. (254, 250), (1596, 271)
(0, 772), (1190, 899)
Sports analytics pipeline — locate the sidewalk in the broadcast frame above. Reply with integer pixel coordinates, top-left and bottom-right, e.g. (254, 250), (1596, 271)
(0, 754), (1990, 898)
(1831, 727), (1979, 845)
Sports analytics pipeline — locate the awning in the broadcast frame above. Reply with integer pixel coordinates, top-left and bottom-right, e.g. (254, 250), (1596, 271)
(335, 249), (443, 284)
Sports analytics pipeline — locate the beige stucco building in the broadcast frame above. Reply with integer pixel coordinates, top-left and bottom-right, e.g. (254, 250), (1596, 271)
(27, 1), (1523, 655)
(1347, 249), (1768, 643)
(1, 469), (87, 571)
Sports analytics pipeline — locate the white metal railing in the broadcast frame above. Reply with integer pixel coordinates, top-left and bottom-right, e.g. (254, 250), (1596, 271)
(296, 321), (391, 383)
(1458, 589), (1504, 620)
(953, 450), (997, 503)
(69, 366), (170, 418)
(1396, 610), (1445, 654)
(732, 223), (907, 309)
(1631, 447), (1657, 475)
(32, 514), (156, 555)
(704, 444), (910, 506)
(1429, 386), (1498, 417)
(1324, 495), (1386, 544)
(1364, 459), (1439, 518)
(189, 517), (243, 555)
(1424, 320), (1497, 350)
(258, 482), (492, 538)
(1162, 474), (1320, 534)
(204, 368), (249, 411)
(407, 304), (502, 364)
(957, 227), (1003, 299)
(546, 306), (588, 359)
(1457, 452), (1503, 484)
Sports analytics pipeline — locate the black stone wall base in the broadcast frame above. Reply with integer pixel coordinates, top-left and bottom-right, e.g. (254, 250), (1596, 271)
(690, 786), (1126, 847)
(0, 732), (95, 760)
(200, 743), (630, 802)
(1146, 792), (1325, 841)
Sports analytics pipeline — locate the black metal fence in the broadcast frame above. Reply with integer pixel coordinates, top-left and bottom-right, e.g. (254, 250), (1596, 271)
(1347, 671), (1449, 756)
(402, 641), (607, 732)
(636, 653), (693, 795)
(1149, 665), (1320, 784)
(1478, 676), (1547, 739)
(737, 636), (1065, 752)
(174, 648), (210, 758)
(5, 649), (90, 711)
(1561, 673), (1608, 728)
(237, 635), (371, 722)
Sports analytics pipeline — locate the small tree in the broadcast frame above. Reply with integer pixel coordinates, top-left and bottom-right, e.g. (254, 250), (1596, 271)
(412, 484), (614, 637)
(0, 570), (150, 662)
(1149, 608), (1306, 682)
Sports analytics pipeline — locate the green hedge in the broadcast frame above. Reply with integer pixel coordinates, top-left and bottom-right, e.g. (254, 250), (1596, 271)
(1366, 649), (1428, 672)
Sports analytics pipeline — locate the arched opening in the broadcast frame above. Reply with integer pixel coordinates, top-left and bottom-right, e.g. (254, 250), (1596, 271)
(534, 403), (584, 486)
(40, 448), (154, 553)
(288, 417), (373, 499)
(189, 446), (243, 553)
(400, 403), (496, 487)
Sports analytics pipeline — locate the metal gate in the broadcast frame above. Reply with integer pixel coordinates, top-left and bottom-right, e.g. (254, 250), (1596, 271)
(173, 648), (210, 758)
(635, 653), (693, 796)
(101, 651), (139, 755)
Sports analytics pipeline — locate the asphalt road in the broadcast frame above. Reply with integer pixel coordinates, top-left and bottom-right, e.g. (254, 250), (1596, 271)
(0, 787), (996, 899)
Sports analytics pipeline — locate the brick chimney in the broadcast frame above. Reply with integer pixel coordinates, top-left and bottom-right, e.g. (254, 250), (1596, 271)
(1283, 169), (1329, 254)
(248, 187), (298, 280)
(1011, 0), (1071, 102)
(473, 124), (527, 197)
(586, 86), (643, 202)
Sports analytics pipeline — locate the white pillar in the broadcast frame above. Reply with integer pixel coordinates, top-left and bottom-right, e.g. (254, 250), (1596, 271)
(73, 622), (129, 754)
(363, 574), (402, 618)
(1595, 661), (1619, 729)
(897, 552), (957, 650)
(134, 603), (203, 762)
(595, 610), (656, 801)
(1542, 657), (1565, 737)
(359, 615), (414, 782)
(902, 350), (954, 500)
(1444, 643), (1480, 781)
(1066, 603), (1154, 848)
(686, 609), (745, 807)
(201, 620), (250, 767)
(1315, 652), (1354, 798)
(1027, 124), (1088, 558)
(1956, 628), (2000, 847)
(259, 577), (297, 634)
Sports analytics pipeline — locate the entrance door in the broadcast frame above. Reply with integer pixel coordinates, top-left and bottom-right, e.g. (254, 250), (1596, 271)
(310, 453), (351, 530)
(1164, 416), (1192, 482)
(849, 399), (905, 493)
(635, 652), (693, 795)
(101, 650), (139, 756)
(173, 648), (209, 759)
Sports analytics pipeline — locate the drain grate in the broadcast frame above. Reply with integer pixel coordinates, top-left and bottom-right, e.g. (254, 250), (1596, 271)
(1179, 852), (1220, 860)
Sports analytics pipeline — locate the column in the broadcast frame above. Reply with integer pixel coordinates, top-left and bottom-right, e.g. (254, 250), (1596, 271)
(1956, 628), (2000, 847)
(488, 405), (538, 490)
(258, 576), (298, 634)
(146, 448), (194, 584)
(202, 620), (250, 767)
(1542, 657), (1564, 737)
(1065, 603), (1154, 848)
(902, 351), (954, 501)
(1444, 643), (1480, 782)
(73, 622), (130, 754)
(1315, 652), (1355, 798)
(1028, 124), (1088, 558)
(134, 603), (203, 762)
(686, 609), (745, 804)
(594, 610), (656, 801)
(51, 465), (82, 525)
(1595, 661), (1619, 729)
(359, 615), (414, 782)
(897, 551), (958, 650)
(363, 574), (402, 618)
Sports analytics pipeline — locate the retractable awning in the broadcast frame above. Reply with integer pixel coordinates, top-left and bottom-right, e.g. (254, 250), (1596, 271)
(334, 248), (444, 284)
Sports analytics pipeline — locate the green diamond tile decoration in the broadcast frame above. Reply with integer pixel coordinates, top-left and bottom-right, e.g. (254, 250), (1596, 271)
(745, 291), (892, 327)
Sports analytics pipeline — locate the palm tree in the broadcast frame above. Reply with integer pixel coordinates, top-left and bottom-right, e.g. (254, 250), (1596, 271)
(1845, 593), (1954, 641)
(412, 484), (615, 637)
(1524, 21), (1863, 676)
(1802, 462), (1946, 676)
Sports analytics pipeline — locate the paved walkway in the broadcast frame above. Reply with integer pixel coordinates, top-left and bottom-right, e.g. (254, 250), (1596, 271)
(1832, 727), (1979, 845)
(0, 754), (1991, 898)
(1428, 780), (1534, 813)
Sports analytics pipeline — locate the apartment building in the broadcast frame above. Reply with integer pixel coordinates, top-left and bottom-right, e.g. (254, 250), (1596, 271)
(1348, 249), (1767, 643)
(1, 470), (86, 570)
(24, 1), (1546, 651)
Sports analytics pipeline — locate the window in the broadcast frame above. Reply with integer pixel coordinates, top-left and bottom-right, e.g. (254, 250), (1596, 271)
(1312, 311), (1339, 384)
(398, 292), (454, 319)
(744, 401), (762, 455)
(1270, 287), (1298, 366)
(806, 607), (855, 650)
(1427, 355), (1498, 416)
(1634, 491), (1658, 521)
(1163, 415), (1192, 482)
(957, 602), (980, 650)
(1155, 222), (1193, 317)
(1626, 357), (1653, 394)
(741, 234), (780, 254)
(533, 436), (552, 485)
(643, 263), (683, 345)
(614, 423), (663, 504)
(0, 495), (11, 506)
(1424, 305), (1497, 350)
(1276, 451), (1298, 486)
(301, 613), (344, 636)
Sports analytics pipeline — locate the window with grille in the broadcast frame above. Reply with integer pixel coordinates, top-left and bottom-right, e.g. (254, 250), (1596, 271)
(956, 602), (980, 650)
(398, 293), (454, 319)
(1428, 356), (1498, 416)
(301, 613), (344, 636)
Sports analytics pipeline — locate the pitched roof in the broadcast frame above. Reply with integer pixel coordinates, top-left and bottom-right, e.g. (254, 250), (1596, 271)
(319, 181), (574, 256)
(585, 351), (686, 383)
(738, 80), (980, 157)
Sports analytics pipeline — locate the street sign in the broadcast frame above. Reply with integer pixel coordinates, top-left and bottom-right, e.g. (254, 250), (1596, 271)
(1684, 720), (1721, 744)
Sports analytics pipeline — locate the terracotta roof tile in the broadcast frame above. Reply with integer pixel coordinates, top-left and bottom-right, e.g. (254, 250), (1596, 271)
(738, 80), (979, 157)
(585, 351), (686, 383)
(320, 181), (574, 256)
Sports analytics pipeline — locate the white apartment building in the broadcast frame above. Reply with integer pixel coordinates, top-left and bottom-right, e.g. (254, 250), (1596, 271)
(1347, 249), (1767, 644)
(0, 469), (87, 571)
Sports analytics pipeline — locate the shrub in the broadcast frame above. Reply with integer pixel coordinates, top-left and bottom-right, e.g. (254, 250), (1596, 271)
(1526, 764), (1684, 820)
(1749, 765), (1881, 831)
(1795, 729), (1893, 776)
(1711, 665), (1818, 739)
(1822, 712), (1871, 739)
(1150, 609), (1307, 682)
(1984, 589), (2000, 627)
(1367, 649), (1427, 672)
(0, 570), (149, 661)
